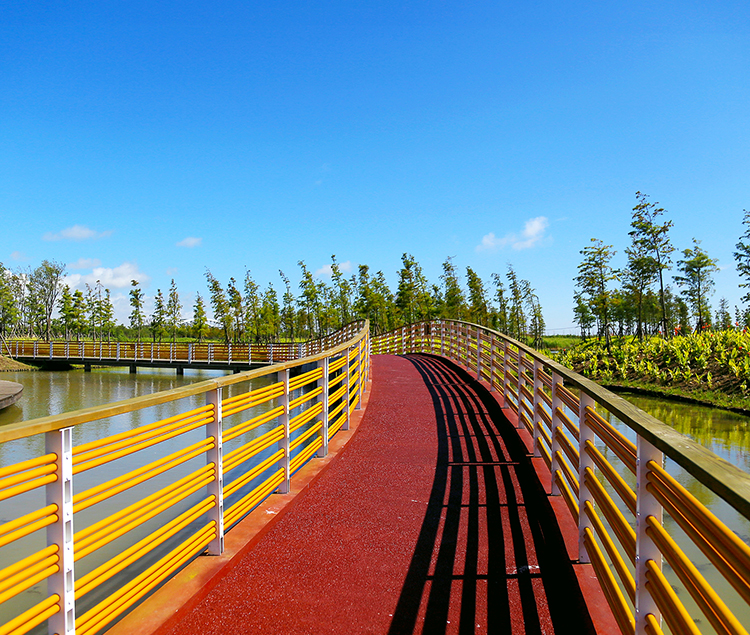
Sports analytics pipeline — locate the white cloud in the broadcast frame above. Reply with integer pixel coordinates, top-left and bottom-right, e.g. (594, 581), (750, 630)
(68, 258), (102, 270)
(315, 260), (353, 278)
(64, 262), (150, 290)
(10, 251), (25, 261)
(476, 216), (549, 252)
(176, 237), (202, 248)
(43, 225), (113, 241)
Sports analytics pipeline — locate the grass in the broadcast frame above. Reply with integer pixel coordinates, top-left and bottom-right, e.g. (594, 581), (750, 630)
(0, 356), (33, 372)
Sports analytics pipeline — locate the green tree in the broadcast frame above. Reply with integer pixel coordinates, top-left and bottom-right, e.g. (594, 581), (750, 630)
(734, 209), (750, 304)
(573, 294), (595, 339)
(71, 290), (87, 340)
(506, 264), (526, 341)
(30, 259), (66, 341)
(466, 266), (488, 325)
(243, 272), (261, 342)
(330, 255), (352, 328)
(297, 261), (321, 337)
(629, 192), (675, 338)
(205, 270), (232, 344)
(575, 239), (618, 351)
(523, 280), (545, 348)
(150, 290), (167, 342)
(192, 293), (209, 342)
(279, 270), (296, 340)
(440, 257), (465, 320)
(167, 279), (182, 342)
(129, 280), (146, 342)
(715, 297), (732, 331)
(58, 285), (75, 341)
(624, 229), (658, 340)
(491, 273), (509, 334)
(260, 283), (280, 342)
(674, 239), (719, 332)
(0, 265), (18, 339)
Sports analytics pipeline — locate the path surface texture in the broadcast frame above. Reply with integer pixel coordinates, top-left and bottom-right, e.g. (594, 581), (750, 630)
(165, 354), (595, 634)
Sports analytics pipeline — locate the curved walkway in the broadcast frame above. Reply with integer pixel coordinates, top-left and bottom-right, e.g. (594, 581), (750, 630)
(163, 354), (599, 634)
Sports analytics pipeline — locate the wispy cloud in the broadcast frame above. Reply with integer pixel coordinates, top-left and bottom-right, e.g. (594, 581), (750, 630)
(315, 260), (353, 278)
(176, 236), (202, 248)
(64, 262), (150, 290)
(68, 258), (102, 270)
(476, 216), (549, 252)
(43, 225), (113, 241)
(10, 251), (25, 261)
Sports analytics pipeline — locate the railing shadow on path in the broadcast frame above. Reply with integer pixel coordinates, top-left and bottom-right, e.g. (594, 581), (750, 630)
(388, 354), (595, 635)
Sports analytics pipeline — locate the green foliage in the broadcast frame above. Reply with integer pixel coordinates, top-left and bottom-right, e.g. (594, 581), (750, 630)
(556, 330), (750, 405)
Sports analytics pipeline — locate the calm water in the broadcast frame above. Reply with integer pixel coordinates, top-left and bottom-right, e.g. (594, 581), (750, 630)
(0, 366), (229, 428)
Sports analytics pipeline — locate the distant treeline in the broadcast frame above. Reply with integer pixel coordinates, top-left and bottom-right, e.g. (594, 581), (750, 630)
(0, 255), (544, 346)
(574, 192), (750, 348)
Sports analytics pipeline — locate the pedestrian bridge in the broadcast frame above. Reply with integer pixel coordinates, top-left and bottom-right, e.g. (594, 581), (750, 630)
(0, 321), (748, 635)
(3, 324), (362, 373)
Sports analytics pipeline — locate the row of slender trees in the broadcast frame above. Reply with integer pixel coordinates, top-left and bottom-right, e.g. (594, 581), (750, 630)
(574, 192), (749, 347)
(0, 255), (545, 346)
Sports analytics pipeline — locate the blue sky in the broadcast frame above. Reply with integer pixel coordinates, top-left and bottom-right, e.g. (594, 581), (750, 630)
(2, 1), (749, 330)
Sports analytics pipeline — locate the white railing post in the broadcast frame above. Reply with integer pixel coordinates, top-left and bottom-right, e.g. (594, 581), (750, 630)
(355, 342), (363, 410)
(46, 428), (75, 635)
(502, 341), (510, 404)
(116, 342), (120, 361)
(465, 324), (471, 370)
(578, 392), (595, 562)
(277, 369), (291, 494)
(228, 342), (232, 364)
(550, 372), (563, 493)
(489, 334), (496, 392)
(401, 327), (405, 355)
(317, 357), (330, 457)
(635, 437), (663, 634)
(344, 349), (351, 430)
(517, 349), (525, 420)
(440, 321), (445, 356)
(533, 360), (542, 455)
(476, 327), (482, 381)
(205, 387), (224, 554)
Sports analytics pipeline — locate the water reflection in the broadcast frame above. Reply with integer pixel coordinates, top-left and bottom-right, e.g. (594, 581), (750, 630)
(619, 393), (750, 474)
(0, 366), (227, 427)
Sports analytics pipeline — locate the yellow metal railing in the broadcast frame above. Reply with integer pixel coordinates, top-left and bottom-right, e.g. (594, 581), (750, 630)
(372, 320), (750, 635)
(0, 322), (369, 635)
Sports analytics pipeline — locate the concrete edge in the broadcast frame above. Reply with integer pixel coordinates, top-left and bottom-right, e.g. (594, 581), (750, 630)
(477, 378), (620, 634)
(0, 381), (23, 410)
(108, 377), (374, 635)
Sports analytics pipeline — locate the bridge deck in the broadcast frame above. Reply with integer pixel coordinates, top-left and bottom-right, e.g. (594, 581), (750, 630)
(163, 354), (600, 634)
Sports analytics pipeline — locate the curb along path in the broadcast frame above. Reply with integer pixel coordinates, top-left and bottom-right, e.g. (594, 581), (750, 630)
(161, 354), (598, 634)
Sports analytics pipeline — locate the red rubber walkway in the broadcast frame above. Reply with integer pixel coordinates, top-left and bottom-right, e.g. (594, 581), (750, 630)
(164, 354), (597, 634)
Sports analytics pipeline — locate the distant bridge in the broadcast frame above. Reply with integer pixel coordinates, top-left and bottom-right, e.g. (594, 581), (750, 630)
(3, 324), (362, 373)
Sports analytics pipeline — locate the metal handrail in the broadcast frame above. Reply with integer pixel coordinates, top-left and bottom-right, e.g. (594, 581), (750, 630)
(372, 319), (750, 635)
(0, 322), (370, 635)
